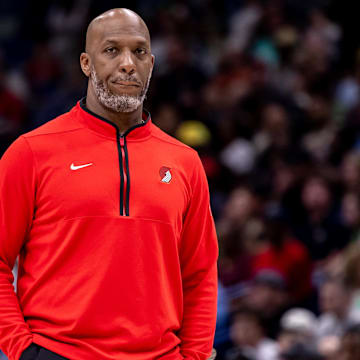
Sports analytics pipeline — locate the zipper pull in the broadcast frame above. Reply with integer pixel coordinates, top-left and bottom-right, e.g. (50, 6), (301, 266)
(119, 136), (125, 147)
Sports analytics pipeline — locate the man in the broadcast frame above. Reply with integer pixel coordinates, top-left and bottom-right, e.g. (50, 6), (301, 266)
(0, 8), (218, 360)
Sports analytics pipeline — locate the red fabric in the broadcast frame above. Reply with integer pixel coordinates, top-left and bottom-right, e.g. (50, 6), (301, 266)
(252, 238), (313, 301)
(0, 102), (218, 360)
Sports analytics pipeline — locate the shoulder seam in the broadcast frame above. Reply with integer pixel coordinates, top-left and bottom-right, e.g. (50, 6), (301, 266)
(151, 132), (195, 151)
(24, 127), (84, 138)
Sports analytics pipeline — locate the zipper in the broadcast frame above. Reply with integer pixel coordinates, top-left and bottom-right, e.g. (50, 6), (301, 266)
(79, 98), (149, 217)
(119, 136), (130, 216)
(115, 133), (124, 216)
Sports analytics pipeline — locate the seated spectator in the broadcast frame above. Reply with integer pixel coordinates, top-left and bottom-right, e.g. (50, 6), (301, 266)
(278, 308), (318, 354)
(294, 175), (350, 261)
(217, 187), (260, 289)
(226, 308), (279, 360)
(244, 270), (290, 338)
(317, 278), (354, 340)
(253, 215), (313, 304)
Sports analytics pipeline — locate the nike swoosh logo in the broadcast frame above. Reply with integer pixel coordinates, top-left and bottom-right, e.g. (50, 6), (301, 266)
(70, 163), (93, 170)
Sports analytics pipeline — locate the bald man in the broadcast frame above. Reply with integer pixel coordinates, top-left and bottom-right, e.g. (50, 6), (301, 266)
(0, 8), (218, 360)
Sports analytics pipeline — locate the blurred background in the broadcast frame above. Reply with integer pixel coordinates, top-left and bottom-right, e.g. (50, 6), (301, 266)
(1, 0), (360, 359)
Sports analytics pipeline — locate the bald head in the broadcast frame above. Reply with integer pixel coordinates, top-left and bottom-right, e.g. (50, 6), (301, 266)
(85, 8), (151, 53)
(80, 8), (154, 118)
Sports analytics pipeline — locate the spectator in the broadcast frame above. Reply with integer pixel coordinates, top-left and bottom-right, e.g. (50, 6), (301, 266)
(252, 215), (313, 304)
(277, 308), (318, 354)
(226, 308), (279, 360)
(294, 175), (350, 261)
(217, 187), (260, 304)
(244, 270), (290, 338)
(317, 278), (356, 342)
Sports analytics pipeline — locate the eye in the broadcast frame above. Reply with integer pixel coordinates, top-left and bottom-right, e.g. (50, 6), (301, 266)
(135, 48), (146, 55)
(105, 47), (117, 54)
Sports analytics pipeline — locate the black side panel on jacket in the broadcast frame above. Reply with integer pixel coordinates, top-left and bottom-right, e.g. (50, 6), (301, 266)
(20, 344), (68, 360)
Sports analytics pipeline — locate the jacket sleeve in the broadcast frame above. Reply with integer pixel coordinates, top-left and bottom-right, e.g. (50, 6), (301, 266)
(178, 153), (218, 360)
(0, 137), (35, 360)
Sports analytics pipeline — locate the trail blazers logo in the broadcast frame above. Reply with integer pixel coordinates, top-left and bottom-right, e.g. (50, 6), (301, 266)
(159, 166), (172, 183)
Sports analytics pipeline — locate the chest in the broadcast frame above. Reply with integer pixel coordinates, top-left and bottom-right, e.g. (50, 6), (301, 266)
(33, 137), (190, 227)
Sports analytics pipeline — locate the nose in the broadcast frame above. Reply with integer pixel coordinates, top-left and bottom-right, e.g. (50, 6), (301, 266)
(119, 49), (136, 75)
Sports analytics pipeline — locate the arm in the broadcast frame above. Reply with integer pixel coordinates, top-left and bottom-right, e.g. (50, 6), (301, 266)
(178, 154), (218, 360)
(0, 137), (35, 360)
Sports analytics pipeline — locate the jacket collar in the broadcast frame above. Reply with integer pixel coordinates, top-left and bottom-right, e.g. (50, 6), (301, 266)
(77, 97), (152, 141)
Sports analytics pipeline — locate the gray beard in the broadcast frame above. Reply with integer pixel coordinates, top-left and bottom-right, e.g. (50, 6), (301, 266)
(90, 67), (151, 113)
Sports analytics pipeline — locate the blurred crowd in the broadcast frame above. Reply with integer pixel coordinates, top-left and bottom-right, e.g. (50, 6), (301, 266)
(1, 0), (360, 359)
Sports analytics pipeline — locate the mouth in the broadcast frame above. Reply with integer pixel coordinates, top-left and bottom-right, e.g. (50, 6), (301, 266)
(112, 81), (141, 88)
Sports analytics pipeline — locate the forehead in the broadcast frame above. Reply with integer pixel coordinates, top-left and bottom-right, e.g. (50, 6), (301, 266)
(91, 16), (149, 47)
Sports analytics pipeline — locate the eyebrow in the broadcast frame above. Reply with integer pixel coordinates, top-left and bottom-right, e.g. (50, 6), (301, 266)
(102, 38), (149, 48)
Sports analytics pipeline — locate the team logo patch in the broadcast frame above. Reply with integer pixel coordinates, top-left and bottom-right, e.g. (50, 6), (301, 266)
(159, 166), (172, 183)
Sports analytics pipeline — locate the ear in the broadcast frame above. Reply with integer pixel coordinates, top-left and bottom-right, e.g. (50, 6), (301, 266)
(80, 52), (91, 77)
(151, 54), (155, 67)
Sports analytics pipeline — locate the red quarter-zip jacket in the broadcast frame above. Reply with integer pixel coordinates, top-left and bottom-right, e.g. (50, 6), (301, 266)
(0, 99), (218, 360)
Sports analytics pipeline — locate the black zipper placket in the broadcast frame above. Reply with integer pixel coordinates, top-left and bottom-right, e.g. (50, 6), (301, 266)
(116, 124), (145, 217)
(115, 129), (125, 216)
(117, 120), (147, 217)
(79, 98), (149, 217)
(107, 126), (130, 217)
(118, 134), (130, 216)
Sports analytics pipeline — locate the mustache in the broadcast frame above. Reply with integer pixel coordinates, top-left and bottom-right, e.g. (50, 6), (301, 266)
(111, 75), (142, 86)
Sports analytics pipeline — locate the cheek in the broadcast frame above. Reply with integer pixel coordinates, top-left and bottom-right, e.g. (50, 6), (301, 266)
(139, 64), (153, 81)
(93, 59), (114, 78)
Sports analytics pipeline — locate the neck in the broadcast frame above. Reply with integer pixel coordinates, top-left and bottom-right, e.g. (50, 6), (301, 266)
(86, 88), (144, 135)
